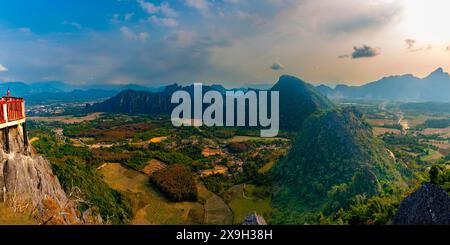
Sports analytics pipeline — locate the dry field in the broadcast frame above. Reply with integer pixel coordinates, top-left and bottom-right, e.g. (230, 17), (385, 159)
(29, 112), (103, 124)
(423, 127), (450, 138)
(142, 159), (167, 176)
(373, 127), (401, 136)
(201, 147), (224, 157)
(200, 165), (228, 177)
(367, 119), (398, 127)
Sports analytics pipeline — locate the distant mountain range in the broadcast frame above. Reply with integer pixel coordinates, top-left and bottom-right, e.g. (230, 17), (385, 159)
(0, 80), (164, 104)
(88, 75), (334, 131)
(317, 68), (450, 102)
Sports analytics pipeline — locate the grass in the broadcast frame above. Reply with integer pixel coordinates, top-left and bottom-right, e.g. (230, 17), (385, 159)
(224, 184), (272, 225)
(258, 160), (277, 173)
(420, 149), (443, 162)
(0, 204), (37, 225)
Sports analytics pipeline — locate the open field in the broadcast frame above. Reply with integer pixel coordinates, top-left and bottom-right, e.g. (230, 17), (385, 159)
(142, 159), (167, 175)
(258, 160), (277, 173)
(367, 119), (398, 127)
(420, 149), (443, 162)
(200, 166), (228, 177)
(423, 127), (450, 138)
(223, 184), (272, 224)
(29, 112), (103, 124)
(373, 127), (401, 136)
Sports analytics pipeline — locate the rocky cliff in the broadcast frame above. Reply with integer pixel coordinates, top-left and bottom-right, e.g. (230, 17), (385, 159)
(0, 123), (83, 224)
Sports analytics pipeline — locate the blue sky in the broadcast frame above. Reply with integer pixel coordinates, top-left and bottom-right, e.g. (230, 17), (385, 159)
(1, 0), (450, 86)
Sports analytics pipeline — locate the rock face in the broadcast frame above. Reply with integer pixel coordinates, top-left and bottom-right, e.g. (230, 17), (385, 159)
(242, 212), (267, 225)
(0, 124), (80, 224)
(393, 184), (450, 225)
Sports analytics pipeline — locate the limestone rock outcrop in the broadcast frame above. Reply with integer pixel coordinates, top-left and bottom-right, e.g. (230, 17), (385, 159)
(393, 184), (450, 225)
(0, 123), (81, 224)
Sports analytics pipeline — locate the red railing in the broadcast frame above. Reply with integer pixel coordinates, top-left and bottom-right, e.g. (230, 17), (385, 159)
(0, 97), (25, 124)
(0, 104), (4, 124)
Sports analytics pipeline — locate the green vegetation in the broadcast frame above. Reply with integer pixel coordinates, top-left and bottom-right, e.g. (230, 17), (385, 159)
(53, 159), (133, 224)
(32, 134), (132, 224)
(202, 174), (239, 196)
(224, 184), (272, 224)
(272, 108), (411, 224)
(272, 75), (335, 131)
(419, 119), (450, 129)
(428, 164), (450, 192)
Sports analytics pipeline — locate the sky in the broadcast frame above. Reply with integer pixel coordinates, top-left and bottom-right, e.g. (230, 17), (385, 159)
(1, 0), (450, 87)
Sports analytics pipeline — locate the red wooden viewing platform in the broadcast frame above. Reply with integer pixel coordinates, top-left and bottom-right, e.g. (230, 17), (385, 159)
(0, 97), (26, 126)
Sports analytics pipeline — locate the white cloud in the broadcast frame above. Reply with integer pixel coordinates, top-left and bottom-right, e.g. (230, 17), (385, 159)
(0, 64), (8, 72)
(137, 0), (177, 17)
(185, 0), (210, 13)
(160, 2), (178, 17)
(150, 16), (178, 27)
(120, 26), (149, 41)
(138, 32), (150, 41)
(137, 0), (160, 14)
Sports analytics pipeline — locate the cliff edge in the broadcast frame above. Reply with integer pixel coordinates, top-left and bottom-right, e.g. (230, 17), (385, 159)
(0, 123), (83, 224)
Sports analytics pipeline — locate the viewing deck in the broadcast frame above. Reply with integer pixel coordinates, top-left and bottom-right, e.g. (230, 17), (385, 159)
(0, 97), (25, 129)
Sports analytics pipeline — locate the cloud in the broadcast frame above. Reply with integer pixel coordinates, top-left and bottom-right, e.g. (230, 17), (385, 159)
(338, 54), (350, 59)
(120, 27), (149, 41)
(185, 0), (210, 13)
(351, 45), (380, 59)
(405, 39), (416, 49)
(137, 0), (177, 17)
(312, 0), (403, 35)
(149, 16), (178, 27)
(0, 64), (7, 72)
(62, 21), (82, 30)
(111, 13), (135, 24)
(405, 39), (432, 52)
(137, 0), (160, 14)
(270, 62), (284, 70)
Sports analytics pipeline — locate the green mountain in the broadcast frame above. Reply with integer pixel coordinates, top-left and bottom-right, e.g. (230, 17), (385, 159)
(271, 75), (334, 131)
(272, 107), (410, 224)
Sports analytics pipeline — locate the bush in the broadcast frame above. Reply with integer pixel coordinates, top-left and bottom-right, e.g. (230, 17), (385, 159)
(151, 164), (198, 202)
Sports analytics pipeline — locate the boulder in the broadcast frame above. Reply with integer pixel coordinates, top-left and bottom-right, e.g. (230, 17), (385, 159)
(393, 184), (450, 225)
